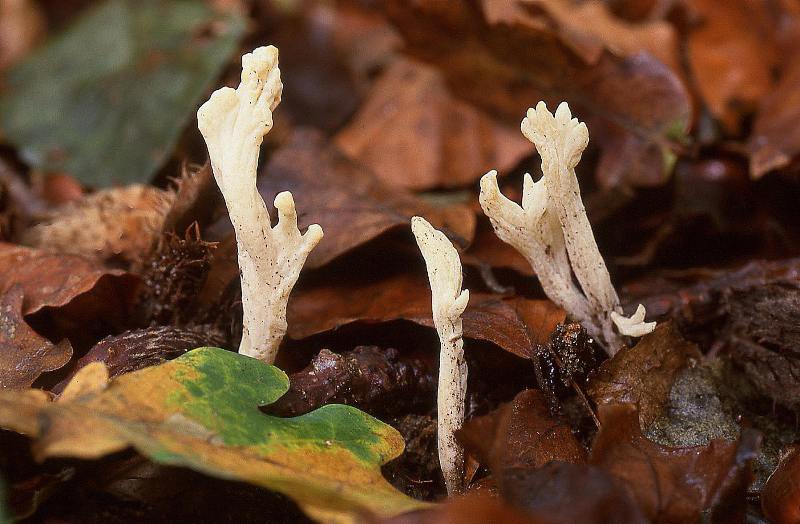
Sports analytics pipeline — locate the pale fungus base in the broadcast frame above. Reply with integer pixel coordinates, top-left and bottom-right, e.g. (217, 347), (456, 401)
(480, 102), (655, 354)
(411, 216), (469, 496)
(197, 46), (322, 363)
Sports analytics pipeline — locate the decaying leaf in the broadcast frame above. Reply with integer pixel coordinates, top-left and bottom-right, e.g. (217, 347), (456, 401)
(590, 403), (760, 523)
(761, 445), (800, 524)
(256, 129), (475, 268)
(0, 243), (130, 315)
(0, 347), (427, 522)
(457, 389), (586, 481)
(19, 185), (175, 264)
(587, 322), (701, 427)
(385, 0), (691, 188)
(0, 286), (72, 389)
(0, 0), (45, 71)
(287, 271), (563, 360)
(0, 0), (245, 186)
(335, 58), (530, 190)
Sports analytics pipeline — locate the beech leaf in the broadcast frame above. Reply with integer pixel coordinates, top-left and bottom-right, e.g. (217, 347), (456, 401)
(0, 347), (427, 522)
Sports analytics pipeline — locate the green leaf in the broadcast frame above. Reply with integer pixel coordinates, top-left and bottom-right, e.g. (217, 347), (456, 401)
(0, 0), (244, 187)
(0, 348), (427, 523)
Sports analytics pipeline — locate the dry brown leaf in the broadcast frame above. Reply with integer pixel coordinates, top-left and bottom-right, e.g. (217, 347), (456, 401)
(587, 322), (701, 427)
(0, 286), (72, 388)
(385, 0), (691, 188)
(761, 445), (800, 524)
(0, 0), (45, 71)
(0, 242), (129, 315)
(257, 129), (475, 268)
(457, 389), (586, 480)
(590, 403), (760, 523)
(335, 58), (531, 190)
(686, 0), (780, 132)
(287, 270), (562, 359)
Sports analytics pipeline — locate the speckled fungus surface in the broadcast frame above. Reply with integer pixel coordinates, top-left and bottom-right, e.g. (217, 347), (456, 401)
(479, 102), (654, 354)
(197, 46), (322, 363)
(411, 216), (469, 495)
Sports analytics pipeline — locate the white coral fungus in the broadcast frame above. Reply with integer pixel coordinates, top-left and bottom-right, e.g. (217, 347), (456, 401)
(411, 216), (468, 495)
(479, 102), (654, 354)
(197, 46), (322, 363)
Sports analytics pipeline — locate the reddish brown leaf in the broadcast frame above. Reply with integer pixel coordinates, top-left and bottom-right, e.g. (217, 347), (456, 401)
(335, 58), (531, 190)
(500, 462), (647, 524)
(0, 243), (129, 315)
(0, 0), (45, 71)
(590, 403), (760, 523)
(385, 0), (691, 188)
(686, 0), (780, 132)
(762, 445), (800, 524)
(587, 322), (702, 426)
(462, 221), (534, 276)
(457, 389), (586, 480)
(381, 492), (546, 524)
(0, 286), (72, 388)
(258, 129), (475, 268)
(287, 270), (562, 359)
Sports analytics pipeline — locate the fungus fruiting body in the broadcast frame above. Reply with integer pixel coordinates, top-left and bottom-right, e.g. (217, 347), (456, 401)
(197, 46), (322, 363)
(479, 102), (655, 354)
(411, 216), (469, 495)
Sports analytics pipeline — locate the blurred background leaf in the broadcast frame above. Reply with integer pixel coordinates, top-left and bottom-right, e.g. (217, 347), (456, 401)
(0, 0), (244, 187)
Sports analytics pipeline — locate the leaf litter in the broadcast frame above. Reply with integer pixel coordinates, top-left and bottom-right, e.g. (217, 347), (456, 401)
(2, 0), (800, 522)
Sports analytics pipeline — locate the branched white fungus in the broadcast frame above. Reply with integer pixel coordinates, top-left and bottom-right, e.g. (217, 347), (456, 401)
(411, 216), (468, 496)
(479, 102), (655, 354)
(197, 46), (322, 363)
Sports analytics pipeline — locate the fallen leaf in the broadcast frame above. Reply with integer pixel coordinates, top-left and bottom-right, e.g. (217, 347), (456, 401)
(587, 322), (702, 427)
(0, 0), (45, 71)
(0, 286), (72, 389)
(385, 0), (691, 188)
(19, 185), (175, 264)
(457, 389), (586, 482)
(0, 243), (129, 315)
(462, 221), (534, 276)
(287, 270), (562, 359)
(500, 461), (647, 524)
(381, 492), (546, 524)
(0, 0), (245, 186)
(589, 403), (760, 523)
(0, 347), (428, 522)
(762, 445), (800, 524)
(335, 58), (531, 190)
(748, 41), (800, 178)
(686, 0), (780, 132)
(254, 129), (475, 268)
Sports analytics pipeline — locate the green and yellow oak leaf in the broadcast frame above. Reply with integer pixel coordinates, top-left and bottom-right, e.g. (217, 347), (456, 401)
(0, 348), (428, 523)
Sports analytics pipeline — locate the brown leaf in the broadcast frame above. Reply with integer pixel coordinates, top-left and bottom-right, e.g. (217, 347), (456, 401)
(335, 58), (531, 190)
(0, 286), (72, 388)
(19, 185), (176, 265)
(587, 322), (701, 427)
(0, 0), (45, 71)
(686, 0), (780, 132)
(380, 492), (546, 524)
(589, 403), (761, 523)
(500, 462), (648, 524)
(457, 389), (586, 481)
(287, 270), (562, 359)
(762, 445), (800, 524)
(748, 40), (800, 178)
(258, 129), (475, 268)
(462, 221), (534, 276)
(0, 243), (129, 315)
(385, 0), (691, 188)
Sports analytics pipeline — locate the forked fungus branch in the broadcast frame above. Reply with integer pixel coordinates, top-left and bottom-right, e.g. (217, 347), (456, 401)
(412, 216), (469, 496)
(197, 46), (323, 363)
(479, 102), (655, 354)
